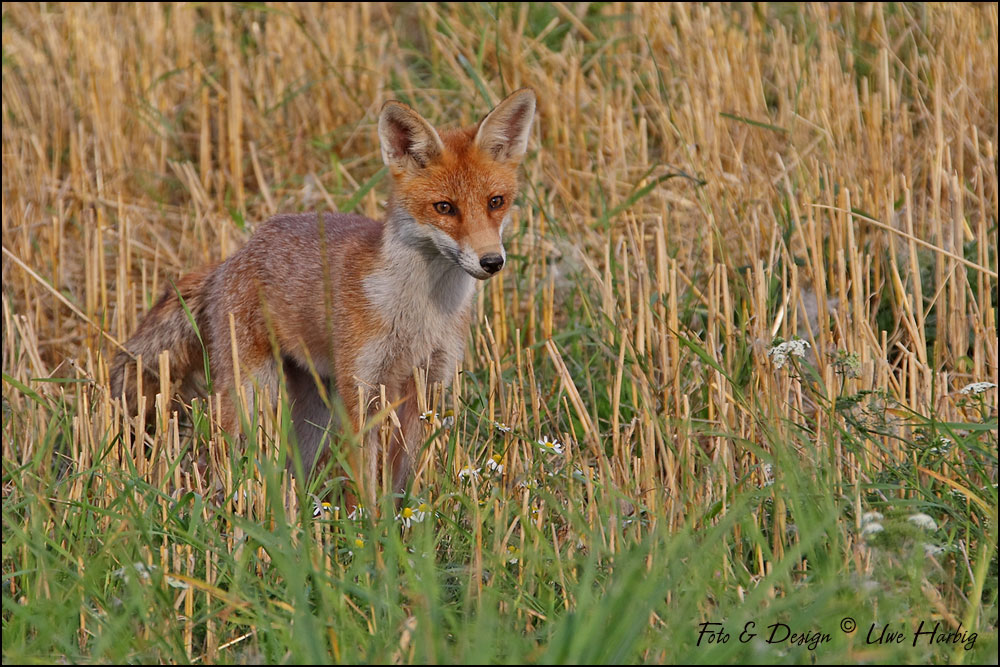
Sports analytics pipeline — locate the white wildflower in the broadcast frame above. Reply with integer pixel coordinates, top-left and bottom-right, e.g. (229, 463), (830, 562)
(347, 505), (367, 521)
(396, 506), (422, 529)
(312, 500), (338, 517)
(419, 410), (437, 423)
(861, 511), (884, 525)
(923, 543), (946, 557)
(494, 421), (512, 434)
(907, 513), (937, 531)
(861, 522), (884, 537)
(506, 545), (520, 564)
(441, 410), (456, 428)
(767, 339), (811, 369)
(458, 467), (481, 482)
(928, 437), (952, 454)
(112, 562), (157, 583)
(486, 454), (504, 475)
(112, 562), (187, 589)
(761, 463), (775, 488)
(959, 381), (996, 395)
(537, 436), (564, 455)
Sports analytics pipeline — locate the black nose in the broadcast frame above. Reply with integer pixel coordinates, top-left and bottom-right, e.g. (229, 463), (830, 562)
(480, 253), (505, 274)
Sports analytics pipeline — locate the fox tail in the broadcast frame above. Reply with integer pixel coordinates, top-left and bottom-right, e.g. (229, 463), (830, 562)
(110, 267), (214, 421)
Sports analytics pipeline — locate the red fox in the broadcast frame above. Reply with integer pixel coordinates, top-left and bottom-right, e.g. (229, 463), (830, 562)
(110, 89), (536, 508)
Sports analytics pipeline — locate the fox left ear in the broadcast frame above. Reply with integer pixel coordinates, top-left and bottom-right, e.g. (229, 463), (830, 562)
(474, 88), (536, 163)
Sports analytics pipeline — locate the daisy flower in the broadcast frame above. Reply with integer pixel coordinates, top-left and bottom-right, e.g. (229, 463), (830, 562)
(494, 421), (513, 434)
(458, 467), (481, 482)
(396, 502), (429, 529)
(506, 545), (520, 564)
(312, 500), (338, 517)
(486, 454), (504, 475)
(419, 410), (438, 423)
(537, 436), (564, 455)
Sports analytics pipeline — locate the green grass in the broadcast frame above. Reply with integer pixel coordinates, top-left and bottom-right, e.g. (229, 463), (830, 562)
(3, 341), (996, 662)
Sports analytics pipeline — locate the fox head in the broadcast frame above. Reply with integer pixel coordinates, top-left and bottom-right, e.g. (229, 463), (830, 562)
(378, 89), (536, 280)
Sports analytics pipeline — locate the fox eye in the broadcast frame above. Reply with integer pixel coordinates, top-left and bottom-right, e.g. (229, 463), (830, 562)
(489, 195), (504, 210)
(434, 201), (455, 215)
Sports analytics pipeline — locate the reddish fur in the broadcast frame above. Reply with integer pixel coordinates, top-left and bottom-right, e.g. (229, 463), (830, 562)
(391, 126), (520, 255)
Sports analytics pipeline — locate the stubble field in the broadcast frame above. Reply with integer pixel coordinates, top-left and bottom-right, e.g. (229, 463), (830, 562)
(2, 3), (997, 663)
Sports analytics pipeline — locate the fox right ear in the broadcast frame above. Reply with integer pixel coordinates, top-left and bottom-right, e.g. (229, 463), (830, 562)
(474, 88), (536, 163)
(378, 102), (445, 170)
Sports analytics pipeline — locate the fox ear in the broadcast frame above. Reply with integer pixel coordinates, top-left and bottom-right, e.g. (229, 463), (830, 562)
(475, 88), (536, 163)
(378, 101), (445, 170)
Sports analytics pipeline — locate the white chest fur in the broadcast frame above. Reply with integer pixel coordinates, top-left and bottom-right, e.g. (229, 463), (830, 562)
(357, 235), (475, 391)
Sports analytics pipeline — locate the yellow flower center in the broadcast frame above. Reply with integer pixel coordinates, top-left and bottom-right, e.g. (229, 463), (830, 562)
(402, 507), (414, 518)
(492, 454), (503, 463)
(418, 503), (429, 512)
(354, 538), (365, 548)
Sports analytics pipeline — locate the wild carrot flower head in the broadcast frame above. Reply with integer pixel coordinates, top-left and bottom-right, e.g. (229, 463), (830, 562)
(907, 513), (937, 531)
(923, 543), (945, 557)
(767, 339), (810, 369)
(861, 511), (884, 524)
(959, 381), (996, 395)
(861, 522), (884, 538)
